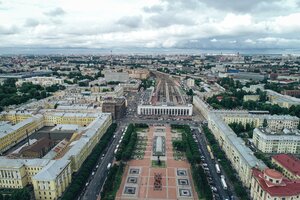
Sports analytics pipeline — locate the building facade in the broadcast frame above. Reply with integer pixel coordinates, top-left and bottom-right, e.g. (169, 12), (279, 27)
(251, 168), (300, 200)
(252, 128), (300, 154)
(137, 104), (193, 116)
(0, 110), (112, 200)
(272, 154), (300, 180)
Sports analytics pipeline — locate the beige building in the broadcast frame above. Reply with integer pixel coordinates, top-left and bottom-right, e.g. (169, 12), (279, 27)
(253, 128), (300, 154)
(126, 68), (150, 80)
(186, 78), (195, 88)
(221, 112), (299, 131)
(243, 94), (259, 102)
(16, 76), (64, 87)
(208, 113), (266, 187)
(272, 154), (300, 180)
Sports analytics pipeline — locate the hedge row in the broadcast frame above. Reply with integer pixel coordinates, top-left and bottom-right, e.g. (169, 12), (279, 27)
(115, 124), (140, 161)
(100, 162), (125, 200)
(61, 123), (117, 200)
(0, 188), (30, 200)
(171, 124), (212, 199)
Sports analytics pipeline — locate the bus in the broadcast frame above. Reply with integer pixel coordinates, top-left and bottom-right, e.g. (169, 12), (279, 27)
(107, 163), (112, 170)
(215, 164), (221, 174)
(207, 145), (214, 160)
(220, 175), (228, 190)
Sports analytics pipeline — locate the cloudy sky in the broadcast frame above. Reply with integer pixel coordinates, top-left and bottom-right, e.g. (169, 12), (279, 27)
(1, 0), (300, 51)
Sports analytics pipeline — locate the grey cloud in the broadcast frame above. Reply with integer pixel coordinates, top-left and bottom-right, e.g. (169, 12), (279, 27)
(116, 15), (142, 28)
(44, 7), (65, 16)
(0, 25), (19, 35)
(148, 13), (195, 28)
(24, 18), (39, 27)
(198, 0), (282, 12)
(143, 5), (164, 13)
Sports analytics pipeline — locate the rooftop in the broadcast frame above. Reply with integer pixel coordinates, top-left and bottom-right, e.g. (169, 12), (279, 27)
(253, 168), (300, 197)
(33, 159), (70, 181)
(272, 154), (300, 176)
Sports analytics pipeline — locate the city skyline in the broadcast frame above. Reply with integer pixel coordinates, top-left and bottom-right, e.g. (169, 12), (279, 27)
(1, 0), (300, 52)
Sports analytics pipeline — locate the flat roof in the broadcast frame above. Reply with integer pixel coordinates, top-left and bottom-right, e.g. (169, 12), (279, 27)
(33, 159), (70, 181)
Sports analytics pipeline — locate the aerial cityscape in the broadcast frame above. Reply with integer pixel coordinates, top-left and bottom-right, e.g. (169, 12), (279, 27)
(1, 1), (300, 200)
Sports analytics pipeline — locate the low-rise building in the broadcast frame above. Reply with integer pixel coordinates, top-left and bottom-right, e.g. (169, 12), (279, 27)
(104, 71), (129, 83)
(186, 78), (195, 88)
(102, 97), (126, 119)
(272, 154), (300, 180)
(243, 95), (260, 102)
(126, 68), (150, 80)
(281, 90), (300, 98)
(251, 168), (300, 200)
(266, 89), (300, 108)
(16, 76), (63, 87)
(253, 128), (300, 154)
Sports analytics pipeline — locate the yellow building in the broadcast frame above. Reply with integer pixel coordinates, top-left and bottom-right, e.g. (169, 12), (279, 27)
(0, 114), (44, 154)
(0, 159), (27, 189)
(61, 114), (112, 172)
(0, 110), (112, 200)
(44, 112), (97, 127)
(32, 160), (72, 200)
(272, 154), (300, 180)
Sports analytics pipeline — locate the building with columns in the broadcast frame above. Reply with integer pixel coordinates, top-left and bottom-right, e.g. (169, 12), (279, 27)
(137, 104), (193, 116)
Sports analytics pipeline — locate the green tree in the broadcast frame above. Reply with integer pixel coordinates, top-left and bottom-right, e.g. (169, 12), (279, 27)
(263, 119), (268, 127)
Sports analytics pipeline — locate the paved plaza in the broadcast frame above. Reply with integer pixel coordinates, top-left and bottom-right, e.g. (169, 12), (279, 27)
(115, 125), (198, 200)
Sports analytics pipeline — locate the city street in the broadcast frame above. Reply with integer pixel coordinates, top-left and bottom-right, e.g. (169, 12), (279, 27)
(193, 127), (230, 200)
(81, 123), (127, 200)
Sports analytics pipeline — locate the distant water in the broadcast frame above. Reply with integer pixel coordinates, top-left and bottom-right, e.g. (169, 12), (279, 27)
(0, 47), (300, 55)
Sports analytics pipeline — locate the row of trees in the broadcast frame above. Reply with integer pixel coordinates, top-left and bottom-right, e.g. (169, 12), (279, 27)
(203, 126), (249, 200)
(171, 124), (212, 199)
(115, 124), (137, 161)
(139, 79), (155, 90)
(243, 101), (300, 117)
(62, 123), (117, 200)
(100, 163), (125, 200)
(228, 122), (255, 138)
(0, 188), (30, 200)
(0, 79), (65, 111)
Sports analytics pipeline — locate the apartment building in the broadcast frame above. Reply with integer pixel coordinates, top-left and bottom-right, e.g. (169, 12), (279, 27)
(221, 112), (299, 131)
(0, 110), (112, 200)
(0, 114), (44, 154)
(208, 113), (266, 187)
(16, 76), (64, 87)
(253, 128), (300, 154)
(272, 154), (300, 180)
(251, 168), (300, 200)
(32, 160), (71, 200)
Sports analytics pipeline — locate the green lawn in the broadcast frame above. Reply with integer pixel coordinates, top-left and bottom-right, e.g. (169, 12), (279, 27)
(151, 160), (166, 168)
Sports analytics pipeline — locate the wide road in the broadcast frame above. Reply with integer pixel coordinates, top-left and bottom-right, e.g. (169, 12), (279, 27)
(193, 127), (230, 200)
(81, 123), (126, 200)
